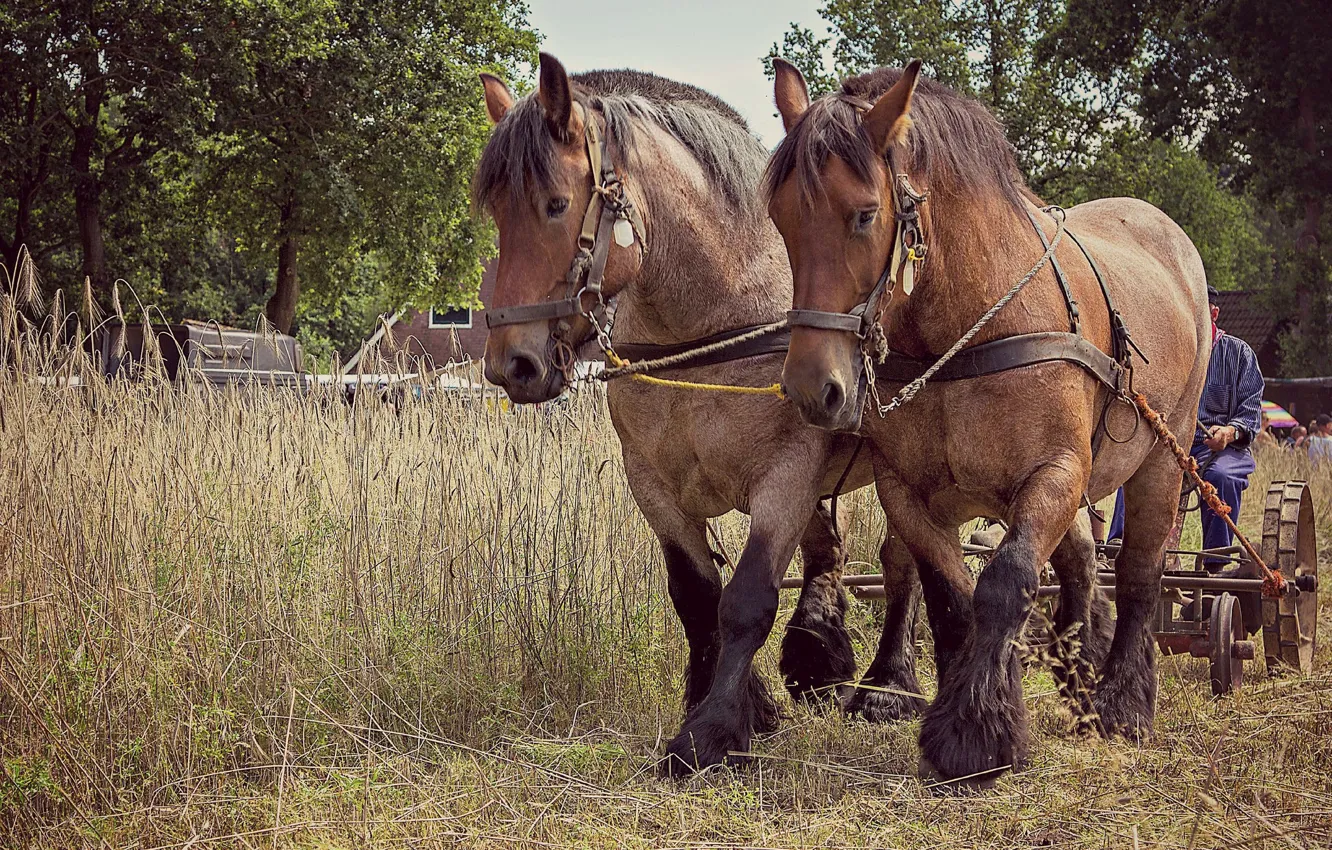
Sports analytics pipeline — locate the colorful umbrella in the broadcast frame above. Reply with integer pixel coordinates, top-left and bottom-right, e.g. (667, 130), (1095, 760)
(1262, 400), (1298, 428)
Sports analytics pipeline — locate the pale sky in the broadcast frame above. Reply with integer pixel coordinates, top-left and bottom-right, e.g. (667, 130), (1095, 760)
(524, 0), (830, 146)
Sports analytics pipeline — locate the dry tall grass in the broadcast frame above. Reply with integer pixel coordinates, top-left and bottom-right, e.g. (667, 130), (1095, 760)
(1, 321), (1330, 848)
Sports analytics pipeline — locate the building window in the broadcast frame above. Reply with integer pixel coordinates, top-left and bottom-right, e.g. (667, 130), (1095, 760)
(428, 306), (472, 329)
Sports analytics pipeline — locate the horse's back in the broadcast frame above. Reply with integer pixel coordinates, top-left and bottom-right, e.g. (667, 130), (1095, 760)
(1065, 197), (1207, 304)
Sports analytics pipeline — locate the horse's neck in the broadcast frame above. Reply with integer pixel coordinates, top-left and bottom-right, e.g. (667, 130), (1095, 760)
(610, 141), (789, 345)
(885, 191), (1051, 355)
(613, 242), (786, 344)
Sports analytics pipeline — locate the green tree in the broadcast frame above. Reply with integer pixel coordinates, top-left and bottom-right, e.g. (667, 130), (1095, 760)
(1055, 0), (1331, 374)
(202, 0), (536, 335)
(1043, 130), (1267, 292)
(763, 1), (1140, 189)
(0, 0), (230, 296)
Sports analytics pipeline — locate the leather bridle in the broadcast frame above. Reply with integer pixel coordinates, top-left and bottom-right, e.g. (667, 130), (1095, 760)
(785, 152), (928, 343)
(484, 100), (646, 370)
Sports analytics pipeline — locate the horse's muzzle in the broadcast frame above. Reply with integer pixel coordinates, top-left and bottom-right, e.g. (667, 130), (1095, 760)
(782, 367), (865, 433)
(484, 347), (565, 404)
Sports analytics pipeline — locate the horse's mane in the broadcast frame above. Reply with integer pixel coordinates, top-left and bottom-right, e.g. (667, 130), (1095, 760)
(762, 67), (1027, 211)
(474, 69), (766, 217)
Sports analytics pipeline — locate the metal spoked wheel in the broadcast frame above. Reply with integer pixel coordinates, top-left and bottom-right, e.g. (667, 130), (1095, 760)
(1261, 480), (1319, 675)
(1209, 592), (1245, 696)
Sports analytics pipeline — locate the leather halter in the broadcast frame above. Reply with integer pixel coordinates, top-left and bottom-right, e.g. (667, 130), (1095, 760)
(785, 156), (928, 339)
(484, 101), (646, 340)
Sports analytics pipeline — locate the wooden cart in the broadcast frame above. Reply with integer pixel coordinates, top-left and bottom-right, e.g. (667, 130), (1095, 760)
(782, 479), (1320, 695)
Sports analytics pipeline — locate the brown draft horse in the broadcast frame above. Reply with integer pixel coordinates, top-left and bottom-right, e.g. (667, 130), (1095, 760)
(474, 54), (940, 774)
(767, 61), (1210, 788)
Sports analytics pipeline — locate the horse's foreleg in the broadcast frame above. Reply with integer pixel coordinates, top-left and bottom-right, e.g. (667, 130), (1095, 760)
(662, 484), (810, 776)
(1095, 452), (1180, 739)
(1047, 510), (1113, 733)
(780, 500), (857, 706)
(631, 481), (724, 714)
(918, 458), (1084, 790)
(845, 535), (929, 721)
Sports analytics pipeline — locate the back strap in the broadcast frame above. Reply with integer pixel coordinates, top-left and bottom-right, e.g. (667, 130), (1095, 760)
(874, 331), (1123, 391)
(1063, 228), (1147, 366)
(1026, 209), (1080, 335)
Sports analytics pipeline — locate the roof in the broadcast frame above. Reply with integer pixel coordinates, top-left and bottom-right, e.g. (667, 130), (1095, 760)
(1214, 290), (1282, 353)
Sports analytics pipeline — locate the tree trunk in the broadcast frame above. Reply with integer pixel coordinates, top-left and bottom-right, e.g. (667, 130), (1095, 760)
(1289, 89), (1321, 375)
(1293, 88), (1323, 349)
(265, 200), (300, 334)
(7, 85), (54, 271)
(71, 88), (108, 298)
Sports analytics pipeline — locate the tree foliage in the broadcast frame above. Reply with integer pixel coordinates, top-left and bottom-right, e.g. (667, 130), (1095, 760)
(2, 0), (536, 351)
(1055, 0), (1332, 373)
(200, 0), (536, 334)
(766, 0), (1313, 371)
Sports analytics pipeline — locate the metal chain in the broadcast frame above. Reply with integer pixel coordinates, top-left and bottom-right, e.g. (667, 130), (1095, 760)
(869, 205), (1068, 416)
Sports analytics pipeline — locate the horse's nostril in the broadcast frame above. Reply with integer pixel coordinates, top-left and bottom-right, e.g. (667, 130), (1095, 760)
(821, 380), (843, 413)
(506, 354), (541, 385)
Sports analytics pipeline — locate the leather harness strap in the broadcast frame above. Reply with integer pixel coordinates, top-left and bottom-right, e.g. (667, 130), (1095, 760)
(869, 207), (1135, 398)
(1026, 209), (1080, 335)
(874, 331), (1123, 389)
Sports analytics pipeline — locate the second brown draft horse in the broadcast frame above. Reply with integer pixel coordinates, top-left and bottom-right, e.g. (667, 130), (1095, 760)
(767, 60), (1210, 788)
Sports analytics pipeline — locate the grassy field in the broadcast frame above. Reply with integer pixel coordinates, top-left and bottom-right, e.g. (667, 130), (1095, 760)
(1, 360), (1330, 849)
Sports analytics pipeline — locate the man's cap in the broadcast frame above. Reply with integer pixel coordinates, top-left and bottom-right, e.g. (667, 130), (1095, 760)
(1207, 285), (1220, 302)
(1316, 413), (1332, 427)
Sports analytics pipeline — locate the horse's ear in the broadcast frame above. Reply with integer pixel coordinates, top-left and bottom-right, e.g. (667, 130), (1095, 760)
(772, 58), (810, 133)
(479, 73), (514, 124)
(865, 59), (922, 155)
(537, 52), (580, 139)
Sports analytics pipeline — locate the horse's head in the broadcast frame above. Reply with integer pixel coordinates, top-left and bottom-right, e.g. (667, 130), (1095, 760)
(474, 53), (645, 403)
(764, 60), (924, 432)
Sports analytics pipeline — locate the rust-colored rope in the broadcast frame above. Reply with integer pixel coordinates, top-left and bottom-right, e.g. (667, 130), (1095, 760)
(1130, 392), (1286, 598)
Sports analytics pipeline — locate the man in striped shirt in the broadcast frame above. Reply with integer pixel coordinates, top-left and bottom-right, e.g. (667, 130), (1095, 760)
(1110, 286), (1264, 567)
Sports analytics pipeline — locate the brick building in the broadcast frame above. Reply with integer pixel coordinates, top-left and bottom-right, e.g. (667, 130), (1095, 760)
(1211, 290), (1332, 420)
(380, 262), (497, 367)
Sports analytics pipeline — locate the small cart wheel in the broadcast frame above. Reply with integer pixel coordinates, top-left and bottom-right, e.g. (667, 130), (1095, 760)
(1210, 592), (1245, 696)
(1260, 481), (1319, 675)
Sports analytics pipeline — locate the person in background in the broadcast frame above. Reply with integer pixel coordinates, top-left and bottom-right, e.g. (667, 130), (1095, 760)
(1108, 285), (1263, 568)
(1254, 411), (1278, 448)
(1286, 425), (1308, 449)
(1308, 414), (1332, 463)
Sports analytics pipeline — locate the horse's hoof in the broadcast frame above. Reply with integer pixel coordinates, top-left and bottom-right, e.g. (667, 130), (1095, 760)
(785, 680), (848, 710)
(1093, 695), (1154, 741)
(660, 718), (750, 778)
(918, 704), (1027, 787)
(918, 757), (997, 795)
(779, 618), (856, 709)
(845, 684), (925, 723)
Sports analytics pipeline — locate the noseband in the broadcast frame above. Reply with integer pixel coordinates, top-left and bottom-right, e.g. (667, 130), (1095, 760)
(484, 101), (647, 359)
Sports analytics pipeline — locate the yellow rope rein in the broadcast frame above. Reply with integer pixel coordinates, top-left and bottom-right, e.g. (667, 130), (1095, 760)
(603, 351), (784, 397)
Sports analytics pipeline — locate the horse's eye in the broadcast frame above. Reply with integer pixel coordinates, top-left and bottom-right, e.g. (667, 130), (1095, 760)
(546, 198), (570, 219)
(855, 208), (878, 232)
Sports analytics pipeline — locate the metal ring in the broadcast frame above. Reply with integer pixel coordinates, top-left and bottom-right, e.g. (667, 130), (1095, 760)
(1100, 392), (1142, 444)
